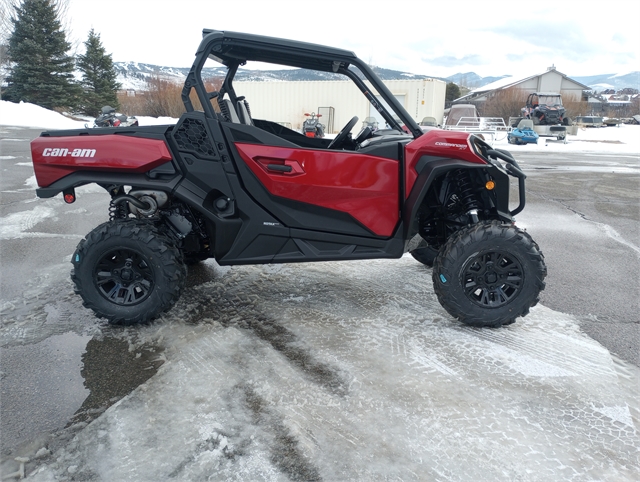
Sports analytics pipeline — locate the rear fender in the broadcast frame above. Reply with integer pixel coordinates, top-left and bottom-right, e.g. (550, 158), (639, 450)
(31, 132), (173, 189)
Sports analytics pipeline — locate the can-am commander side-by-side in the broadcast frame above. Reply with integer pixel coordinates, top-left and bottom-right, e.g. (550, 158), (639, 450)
(30, 30), (546, 327)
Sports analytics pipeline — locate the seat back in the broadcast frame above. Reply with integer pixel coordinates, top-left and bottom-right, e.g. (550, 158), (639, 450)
(237, 100), (254, 126)
(219, 98), (240, 123)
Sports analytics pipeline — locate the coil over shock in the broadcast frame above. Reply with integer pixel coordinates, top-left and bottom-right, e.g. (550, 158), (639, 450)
(454, 169), (480, 223)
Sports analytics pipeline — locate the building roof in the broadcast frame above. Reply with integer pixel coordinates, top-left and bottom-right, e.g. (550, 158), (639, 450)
(454, 67), (591, 103)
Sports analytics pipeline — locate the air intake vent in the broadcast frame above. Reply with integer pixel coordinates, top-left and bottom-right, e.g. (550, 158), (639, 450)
(172, 117), (218, 159)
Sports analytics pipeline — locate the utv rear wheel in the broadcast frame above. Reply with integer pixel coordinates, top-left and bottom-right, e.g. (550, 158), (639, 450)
(71, 220), (187, 325)
(410, 239), (438, 267)
(432, 221), (546, 327)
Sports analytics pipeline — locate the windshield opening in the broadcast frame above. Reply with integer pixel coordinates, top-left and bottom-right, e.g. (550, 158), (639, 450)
(537, 95), (563, 106)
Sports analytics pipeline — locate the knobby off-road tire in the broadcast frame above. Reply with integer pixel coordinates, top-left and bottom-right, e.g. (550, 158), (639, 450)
(71, 220), (187, 325)
(410, 239), (439, 267)
(432, 221), (547, 327)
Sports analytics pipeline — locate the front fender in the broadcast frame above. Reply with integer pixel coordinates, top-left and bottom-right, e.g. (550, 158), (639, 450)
(402, 156), (515, 244)
(402, 156), (484, 241)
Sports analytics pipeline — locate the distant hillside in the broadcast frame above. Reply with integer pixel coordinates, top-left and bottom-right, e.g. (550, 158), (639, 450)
(444, 71), (640, 92)
(113, 62), (446, 90)
(444, 72), (509, 88)
(571, 72), (640, 91)
(114, 62), (640, 93)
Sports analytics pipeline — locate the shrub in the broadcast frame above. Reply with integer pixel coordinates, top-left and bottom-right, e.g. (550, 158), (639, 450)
(479, 88), (527, 121)
(118, 76), (223, 118)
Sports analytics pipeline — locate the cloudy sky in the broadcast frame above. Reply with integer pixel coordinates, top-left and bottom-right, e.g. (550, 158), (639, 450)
(64, 0), (639, 78)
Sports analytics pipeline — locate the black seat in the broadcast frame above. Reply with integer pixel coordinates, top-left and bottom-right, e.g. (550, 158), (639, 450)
(236, 98), (254, 126)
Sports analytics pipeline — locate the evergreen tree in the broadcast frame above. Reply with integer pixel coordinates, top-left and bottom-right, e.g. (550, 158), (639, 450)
(445, 82), (461, 103)
(77, 29), (121, 116)
(4, 0), (81, 109)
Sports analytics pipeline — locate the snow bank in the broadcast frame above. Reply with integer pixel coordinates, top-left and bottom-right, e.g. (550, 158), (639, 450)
(0, 101), (87, 129)
(0, 100), (177, 129)
(493, 123), (640, 154)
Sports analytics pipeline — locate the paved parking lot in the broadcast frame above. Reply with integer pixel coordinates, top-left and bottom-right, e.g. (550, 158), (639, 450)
(1, 127), (638, 480)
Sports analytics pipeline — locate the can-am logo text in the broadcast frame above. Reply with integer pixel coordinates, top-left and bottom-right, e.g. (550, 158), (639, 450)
(42, 148), (96, 158)
(435, 142), (467, 150)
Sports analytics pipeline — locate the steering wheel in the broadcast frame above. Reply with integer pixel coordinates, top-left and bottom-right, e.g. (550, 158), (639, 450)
(328, 116), (359, 149)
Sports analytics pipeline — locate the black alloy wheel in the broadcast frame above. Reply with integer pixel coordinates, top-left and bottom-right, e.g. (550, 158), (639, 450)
(94, 249), (154, 305)
(461, 250), (524, 308)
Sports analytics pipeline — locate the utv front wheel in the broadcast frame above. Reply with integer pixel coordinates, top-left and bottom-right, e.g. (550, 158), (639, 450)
(433, 221), (546, 327)
(71, 220), (187, 325)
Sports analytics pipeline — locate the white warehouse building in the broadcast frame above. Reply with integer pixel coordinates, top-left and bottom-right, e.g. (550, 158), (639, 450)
(233, 78), (446, 133)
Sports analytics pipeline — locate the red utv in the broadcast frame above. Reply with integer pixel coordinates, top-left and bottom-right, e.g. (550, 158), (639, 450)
(30, 30), (546, 327)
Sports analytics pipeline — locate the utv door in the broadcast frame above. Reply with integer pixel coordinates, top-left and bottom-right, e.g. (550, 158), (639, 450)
(225, 126), (401, 239)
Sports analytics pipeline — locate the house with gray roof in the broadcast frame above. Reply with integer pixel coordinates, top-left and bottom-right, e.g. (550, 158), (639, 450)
(454, 65), (591, 105)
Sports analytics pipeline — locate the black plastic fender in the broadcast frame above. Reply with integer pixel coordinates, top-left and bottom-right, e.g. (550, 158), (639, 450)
(402, 155), (513, 244)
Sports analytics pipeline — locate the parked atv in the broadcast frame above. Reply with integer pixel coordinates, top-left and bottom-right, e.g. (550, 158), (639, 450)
(30, 29), (546, 328)
(302, 112), (325, 138)
(522, 92), (569, 126)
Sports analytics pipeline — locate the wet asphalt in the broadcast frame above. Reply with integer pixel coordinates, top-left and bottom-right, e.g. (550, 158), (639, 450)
(0, 126), (638, 466)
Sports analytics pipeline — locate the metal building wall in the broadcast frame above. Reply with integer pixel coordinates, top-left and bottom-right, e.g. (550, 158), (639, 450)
(234, 79), (446, 133)
(380, 79), (446, 125)
(234, 81), (367, 133)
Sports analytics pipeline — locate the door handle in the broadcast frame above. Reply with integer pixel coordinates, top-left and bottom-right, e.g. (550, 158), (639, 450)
(267, 163), (293, 173)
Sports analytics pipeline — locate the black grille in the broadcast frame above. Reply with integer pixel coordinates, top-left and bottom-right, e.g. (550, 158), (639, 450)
(172, 117), (218, 159)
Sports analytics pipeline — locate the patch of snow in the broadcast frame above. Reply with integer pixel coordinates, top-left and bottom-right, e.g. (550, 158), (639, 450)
(21, 259), (640, 481)
(0, 100), (178, 129)
(492, 123), (640, 154)
(0, 101), (86, 129)
(591, 82), (615, 90)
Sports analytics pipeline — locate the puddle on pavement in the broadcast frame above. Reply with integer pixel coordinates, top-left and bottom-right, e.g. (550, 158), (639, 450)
(1, 332), (163, 463)
(69, 334), (164, 425)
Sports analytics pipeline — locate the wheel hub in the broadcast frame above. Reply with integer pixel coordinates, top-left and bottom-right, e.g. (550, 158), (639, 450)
(94, 251), (153, 305)
(462, 251), (524, 308)
(484, 271), (498, 284)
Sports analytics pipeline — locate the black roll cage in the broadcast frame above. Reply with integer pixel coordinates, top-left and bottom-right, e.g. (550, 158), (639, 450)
(181, 29), (424, 138)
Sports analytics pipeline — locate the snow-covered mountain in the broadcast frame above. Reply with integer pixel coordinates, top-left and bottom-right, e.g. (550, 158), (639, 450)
(113, 61), (447, 90)
(444, 72), (509, 88)
(444, 71), (639, 91)
(571, 72), (640, 91)
(114, 62), (640, 93)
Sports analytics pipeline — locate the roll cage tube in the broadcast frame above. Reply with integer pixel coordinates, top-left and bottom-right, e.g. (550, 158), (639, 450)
(181, 41), (216, 118)
(220, 62), (240, 103)
(339, 67), (404, 134)
(339, 63), (422, 138)
(182, 29), (423, 138)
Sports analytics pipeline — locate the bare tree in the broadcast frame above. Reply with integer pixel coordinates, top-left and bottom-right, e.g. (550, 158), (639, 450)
(480, 88), (528, 122)
(1, 0), (70, 43)
(561, 92), (589, 120)
(118, 75), (223, 118)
